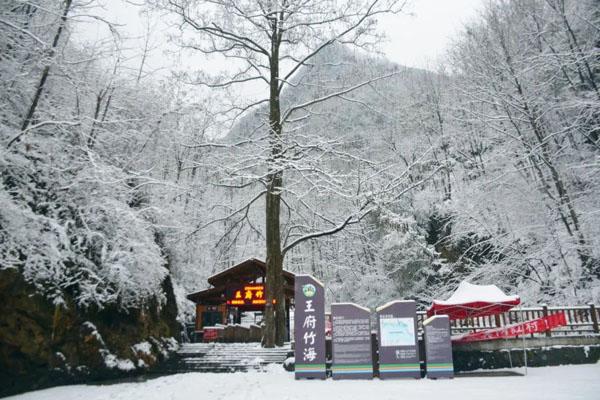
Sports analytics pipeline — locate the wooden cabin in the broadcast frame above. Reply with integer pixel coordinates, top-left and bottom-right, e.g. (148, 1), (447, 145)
(187, 258), (295, 341)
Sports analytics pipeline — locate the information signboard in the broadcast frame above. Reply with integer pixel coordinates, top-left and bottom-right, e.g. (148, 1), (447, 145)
(376, 300), (421, 379)
(423, 315), (454, 379)
(294, 275), (326, 379)
(331, 303), (373, 379)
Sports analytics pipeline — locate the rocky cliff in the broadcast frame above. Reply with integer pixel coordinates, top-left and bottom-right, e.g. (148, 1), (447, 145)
(0, 268), (180, 397)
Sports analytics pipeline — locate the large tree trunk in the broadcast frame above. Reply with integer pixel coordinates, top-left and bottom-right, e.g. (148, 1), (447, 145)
(264, 177), (285, 347)
(263, 22), (286, 347)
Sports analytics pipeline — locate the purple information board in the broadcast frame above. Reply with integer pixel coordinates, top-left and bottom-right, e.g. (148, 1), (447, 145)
(294, 275), (326, 379)
(376, 300), (421, 379)
(331, 303), (373, 380)
(424, 315), (454, 379)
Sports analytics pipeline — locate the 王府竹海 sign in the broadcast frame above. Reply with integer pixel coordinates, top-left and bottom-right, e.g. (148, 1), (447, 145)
(294, 275), (326, 379)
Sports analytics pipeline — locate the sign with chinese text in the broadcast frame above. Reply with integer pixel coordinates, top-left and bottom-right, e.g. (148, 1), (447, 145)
(294, 275), (326, 379)
(453, 312), (567, 343)
(226, 284), (275, 306)
(202, 327), (222, 342)
(331, 303), (373, 380)
(376, 300), (421, 379)
(423, 315), (453, 379)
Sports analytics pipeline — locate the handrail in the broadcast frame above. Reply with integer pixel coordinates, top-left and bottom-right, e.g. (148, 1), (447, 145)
(413, 304), (599, 336)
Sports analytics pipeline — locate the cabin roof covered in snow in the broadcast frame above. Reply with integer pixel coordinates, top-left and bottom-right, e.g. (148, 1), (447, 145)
(187, 258), (295, 304)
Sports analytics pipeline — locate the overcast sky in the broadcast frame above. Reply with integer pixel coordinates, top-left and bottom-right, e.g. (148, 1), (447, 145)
(79, 0), (486, 79)
(380, 0), (484, 67)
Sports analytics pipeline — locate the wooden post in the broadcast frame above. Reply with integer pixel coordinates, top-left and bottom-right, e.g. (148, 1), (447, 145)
(196, 305), (204, 331)
(527, 310), (534, 338)
(285, 300), (291, 342)
(520, 309), (528, 375)
(590, 304), (599, 334)
(542, 305), (551, 337)
(220, 304), (227, 326)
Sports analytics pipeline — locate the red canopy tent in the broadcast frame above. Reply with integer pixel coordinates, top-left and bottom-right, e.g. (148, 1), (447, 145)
(427, 281), (568, 375)
(427, 281), (521, 320)
(427, 281), (526, 373)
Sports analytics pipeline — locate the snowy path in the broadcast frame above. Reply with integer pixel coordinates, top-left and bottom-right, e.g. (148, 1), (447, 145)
(7, 363), (600, 400)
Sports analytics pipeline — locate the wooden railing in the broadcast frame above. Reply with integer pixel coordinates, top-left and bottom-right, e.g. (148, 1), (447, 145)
(416, 304), (600, 337)
(187, 304), (599, 343)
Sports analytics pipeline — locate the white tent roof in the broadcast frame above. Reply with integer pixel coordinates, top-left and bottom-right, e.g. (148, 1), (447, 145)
(435, 281), (519, 306)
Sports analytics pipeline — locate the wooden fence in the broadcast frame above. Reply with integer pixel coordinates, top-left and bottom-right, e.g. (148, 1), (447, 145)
(416, 304), (600, 337)
(186, 304), (600, 343)
(200, 323), (263, 343)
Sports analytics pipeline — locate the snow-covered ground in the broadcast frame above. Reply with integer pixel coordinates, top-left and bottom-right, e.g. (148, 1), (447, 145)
(7, 363), (600, 400)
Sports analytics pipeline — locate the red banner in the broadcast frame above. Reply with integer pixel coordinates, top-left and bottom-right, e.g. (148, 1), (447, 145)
(453, 312), (567, 343)
(203, 327), (220, 342)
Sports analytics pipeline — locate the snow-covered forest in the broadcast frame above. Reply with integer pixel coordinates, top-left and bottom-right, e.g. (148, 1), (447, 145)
(1, 0), (599, 330)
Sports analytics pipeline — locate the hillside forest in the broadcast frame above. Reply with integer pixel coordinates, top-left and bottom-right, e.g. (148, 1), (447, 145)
(0, 0), (599, 392)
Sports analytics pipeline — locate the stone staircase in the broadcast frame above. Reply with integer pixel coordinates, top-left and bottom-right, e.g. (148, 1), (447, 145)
(175, 342), (292, 373)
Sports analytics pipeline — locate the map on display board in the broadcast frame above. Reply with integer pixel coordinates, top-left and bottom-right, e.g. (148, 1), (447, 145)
(379, 317), (416, 347)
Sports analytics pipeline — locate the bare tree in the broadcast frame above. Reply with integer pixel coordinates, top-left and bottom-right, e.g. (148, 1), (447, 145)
(157, 0), (407, 346)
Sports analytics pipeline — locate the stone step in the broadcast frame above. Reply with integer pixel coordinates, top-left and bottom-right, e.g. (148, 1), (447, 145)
(179, 343), (291, 348)
(174, 342), (291, 373)
(182, 354), (287, 359)
(179, 347), (290, 351)
(181, 359), (284, 364)
(178, 353), (289, 358)
(180, 355), (289, 361)
(180, 362), (271, 367)
(178, 347), (291, 352)
(175, 366), (263, 373)
(182, 353), (286, 356)
(181, 346), (291, 350)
